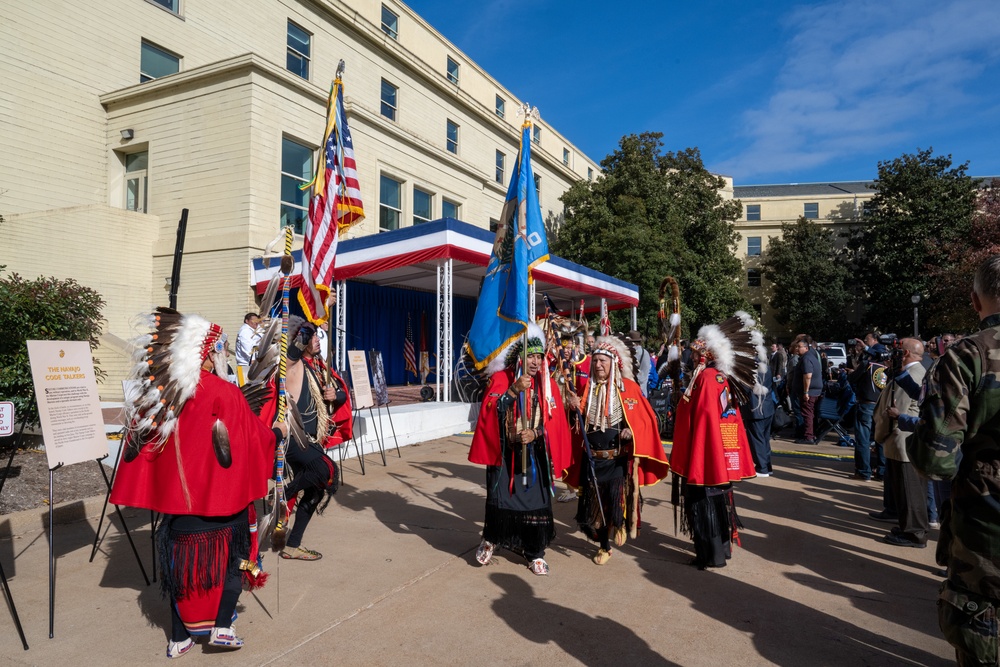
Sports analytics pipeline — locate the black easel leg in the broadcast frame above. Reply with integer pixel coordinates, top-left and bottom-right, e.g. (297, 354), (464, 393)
(385, 403), (402, 458)
(49, 463), (62, 639)
(151, 511), (158, 583)
(370, 407), (386, 466)
(0, 558), (28, 650)
(351, 409), (365, 475)
(90, 454), (150, 585)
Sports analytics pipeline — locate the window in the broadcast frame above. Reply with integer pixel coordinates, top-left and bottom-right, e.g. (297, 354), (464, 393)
(562, 148), (570, 166)
(752, 304), (763, 318)
(442, 199), (459, 220)
(380, 79), (397, 121)
(379, 175), (402, 232)
(587, 167), (593, 181)
(495, 150), (505, 184)
(124, 151), (148, 213)
(747, 236), (761, 256)
(489, 218), (500, 233)
(280, 138), (313, 234)
(446, 57), (459, 84)
(140, 40), (179, 82)
(286, 21), (311, 80)
(747, 269), (761, 287)
(446, 120), (459, 154)
(495, 95), (505, 118)
(804, 202), (819, 219)
(532, 125), (540, 145)
(533, 174), (540, 198)
(148, 0), (179, 13)
(380, 5), (398, 39)
(862, 201), (873, 217)
(413, 187), (432, 225)
(746, 204), (761, 221)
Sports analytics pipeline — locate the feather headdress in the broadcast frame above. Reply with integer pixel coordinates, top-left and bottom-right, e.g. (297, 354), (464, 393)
(689, 311), (768, 406)
(486, 321), (547, 376)
(123, 307), (228, 457)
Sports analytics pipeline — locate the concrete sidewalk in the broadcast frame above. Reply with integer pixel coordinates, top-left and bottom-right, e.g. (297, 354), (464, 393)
(0, 435), (952, 666)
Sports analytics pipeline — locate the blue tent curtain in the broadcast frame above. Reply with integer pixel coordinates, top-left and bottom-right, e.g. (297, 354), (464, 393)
(343, 281), (476, 386)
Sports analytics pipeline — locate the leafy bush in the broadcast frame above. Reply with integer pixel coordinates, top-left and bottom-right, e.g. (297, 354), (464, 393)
(0, 272), (106, 426)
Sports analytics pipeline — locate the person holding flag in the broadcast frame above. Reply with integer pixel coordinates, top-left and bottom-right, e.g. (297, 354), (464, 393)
(466, 106), (570, 576)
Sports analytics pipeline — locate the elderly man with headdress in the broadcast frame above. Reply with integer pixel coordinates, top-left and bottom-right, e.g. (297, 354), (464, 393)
(111, 307), (285, 657)
(468, 323), (572, 575)
(563, 335), (670, 565)
(669, 312), (765, 570)
(257, 316), (341, 562)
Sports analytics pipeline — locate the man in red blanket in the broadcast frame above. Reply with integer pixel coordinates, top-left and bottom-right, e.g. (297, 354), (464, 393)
(111, 308), (285, 657)
(468, 323), (572, 576)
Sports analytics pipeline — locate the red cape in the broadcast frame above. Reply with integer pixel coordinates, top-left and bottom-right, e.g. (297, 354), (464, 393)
(468, 369), (572, 478)
(111, 371), (278, 516)
(564, 378), (670, 488)
(669, 367), (756, 485)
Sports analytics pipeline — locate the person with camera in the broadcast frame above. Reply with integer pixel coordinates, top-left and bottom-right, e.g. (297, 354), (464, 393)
(873, 338), (928, 548)
(909, 254), (1000, 664)
(848, 333), (890, 481)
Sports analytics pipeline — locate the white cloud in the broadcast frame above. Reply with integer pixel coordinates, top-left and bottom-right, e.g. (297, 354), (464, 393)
(717, 0), (1000, 180)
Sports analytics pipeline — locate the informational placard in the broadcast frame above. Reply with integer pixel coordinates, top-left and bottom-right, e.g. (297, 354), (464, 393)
(370, 350), (389, 406)
(0, 401), (14, 437)
(27, 340), (109, 468)
(347, 350), (374, 409)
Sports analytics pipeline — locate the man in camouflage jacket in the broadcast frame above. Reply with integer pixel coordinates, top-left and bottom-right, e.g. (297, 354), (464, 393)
(909, 254), (1000, 666)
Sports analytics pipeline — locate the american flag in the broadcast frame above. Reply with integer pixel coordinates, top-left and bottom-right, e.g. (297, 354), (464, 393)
(403, 313), (417, 378)
(299, 72), (365, 324)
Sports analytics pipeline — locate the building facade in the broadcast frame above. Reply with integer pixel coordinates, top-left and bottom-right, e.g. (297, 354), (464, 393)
(732, 181), (873, 337)
(0, 0), (600, 398)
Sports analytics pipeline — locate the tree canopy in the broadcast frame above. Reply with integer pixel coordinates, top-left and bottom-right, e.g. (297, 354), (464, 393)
(848, 148), (978, 333)
(552, 133), (746, 340)
(759, 218), (854, 340)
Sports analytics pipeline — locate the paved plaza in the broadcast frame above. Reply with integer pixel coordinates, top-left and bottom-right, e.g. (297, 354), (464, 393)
(0, 434), (952, 666)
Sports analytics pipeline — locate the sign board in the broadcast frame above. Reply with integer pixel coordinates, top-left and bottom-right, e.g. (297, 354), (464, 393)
(27, 340), (109, 468)
(347, 350), (374, 409)
(0, 401), (14, 437)
(370, 350), (389, 406)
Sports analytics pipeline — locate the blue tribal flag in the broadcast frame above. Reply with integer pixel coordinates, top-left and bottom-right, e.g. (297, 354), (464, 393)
(465, 119), (550, 369)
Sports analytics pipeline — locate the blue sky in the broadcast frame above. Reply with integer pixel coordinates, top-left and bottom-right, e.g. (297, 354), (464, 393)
(405, 0), (1000, 185)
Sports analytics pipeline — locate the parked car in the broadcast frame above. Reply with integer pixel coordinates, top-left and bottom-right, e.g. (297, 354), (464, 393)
(818, 342), (848, 370)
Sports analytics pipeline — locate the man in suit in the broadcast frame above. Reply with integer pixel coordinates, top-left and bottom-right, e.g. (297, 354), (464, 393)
(874, 338), (929, 548)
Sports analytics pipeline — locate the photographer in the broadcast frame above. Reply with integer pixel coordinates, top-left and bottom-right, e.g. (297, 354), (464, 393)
(848, 333), (889, 482)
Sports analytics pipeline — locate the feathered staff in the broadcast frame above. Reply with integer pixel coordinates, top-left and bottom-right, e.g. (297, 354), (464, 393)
(658, 277), (683, 409)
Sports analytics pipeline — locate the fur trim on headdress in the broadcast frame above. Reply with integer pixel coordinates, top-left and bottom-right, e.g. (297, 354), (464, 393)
(124, 307), (226, 451)
(487, 321), (547, 376)
(591, 335), (637, 384)
(690, 311), (768, 405)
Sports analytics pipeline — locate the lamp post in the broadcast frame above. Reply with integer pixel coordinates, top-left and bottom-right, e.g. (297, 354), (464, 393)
(912, 293), (921, 338)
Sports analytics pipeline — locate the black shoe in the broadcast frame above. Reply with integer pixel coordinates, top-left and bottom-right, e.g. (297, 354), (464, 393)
(883, 533), (926, 548)
(869, 510), (898, 523)
(794, 438), (816, 445)
(850, 473), (871, 481)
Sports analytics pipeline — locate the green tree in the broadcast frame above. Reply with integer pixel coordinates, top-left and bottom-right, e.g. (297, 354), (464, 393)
(553, 133), (746, 338)
(0, 273), (106, 427)
(848, 148), (978, 333)
(925, 178), (1000, 333)
(760, 218), (854, 339)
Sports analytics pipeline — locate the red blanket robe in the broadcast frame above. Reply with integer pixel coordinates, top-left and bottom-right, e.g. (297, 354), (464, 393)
(670, 367), (756, 485)
(564, 377), (670, 489)
(469, 370), (572, 479)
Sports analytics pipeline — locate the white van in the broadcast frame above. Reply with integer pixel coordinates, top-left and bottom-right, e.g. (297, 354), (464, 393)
(818, 342), (848, 370)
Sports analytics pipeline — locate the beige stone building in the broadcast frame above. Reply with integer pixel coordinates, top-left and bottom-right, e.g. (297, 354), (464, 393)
(0, 0), (600, 398)
(732, 181), (874, 337)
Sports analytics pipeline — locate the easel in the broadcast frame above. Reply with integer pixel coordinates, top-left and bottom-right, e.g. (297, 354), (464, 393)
(0, 420), (30, 650)
(370, 350), (401, 462)
(88, 435), (150, 586)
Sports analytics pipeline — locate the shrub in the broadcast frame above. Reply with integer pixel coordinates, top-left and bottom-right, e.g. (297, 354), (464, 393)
(0, 272), (106, 427)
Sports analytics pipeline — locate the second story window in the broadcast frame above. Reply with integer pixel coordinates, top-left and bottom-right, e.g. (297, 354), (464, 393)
(140, 40), (179, 83)
(280, 137), (313, 234)
(533, 174), (540, 198)
(747, 269), (762, 287)
(532, 125), (540, 145)
(495, 95), (505, 118)
(413, 187), (432, 224)
(746, 204), (761, 220)
(446, 57), (460, 85)
(495, 150), (505, 184)
(804, 202), (819, 219)
(587, 167), (593, 181)
(562, 148), (570, 166)
(381, 5), (398, 39)
(379, 175), (402, 232)
(747, 236), (761, 256)
(442, 199), (459, 220)
(286, 21), (311, 80)
(149, 0), (179, 14)
(124, 151), (149, 213)
(380, 79), (397, 121)
(446, 120), (459, 154)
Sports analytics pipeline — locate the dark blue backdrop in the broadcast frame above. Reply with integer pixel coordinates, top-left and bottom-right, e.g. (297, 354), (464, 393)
(341, 281), (476, 386)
